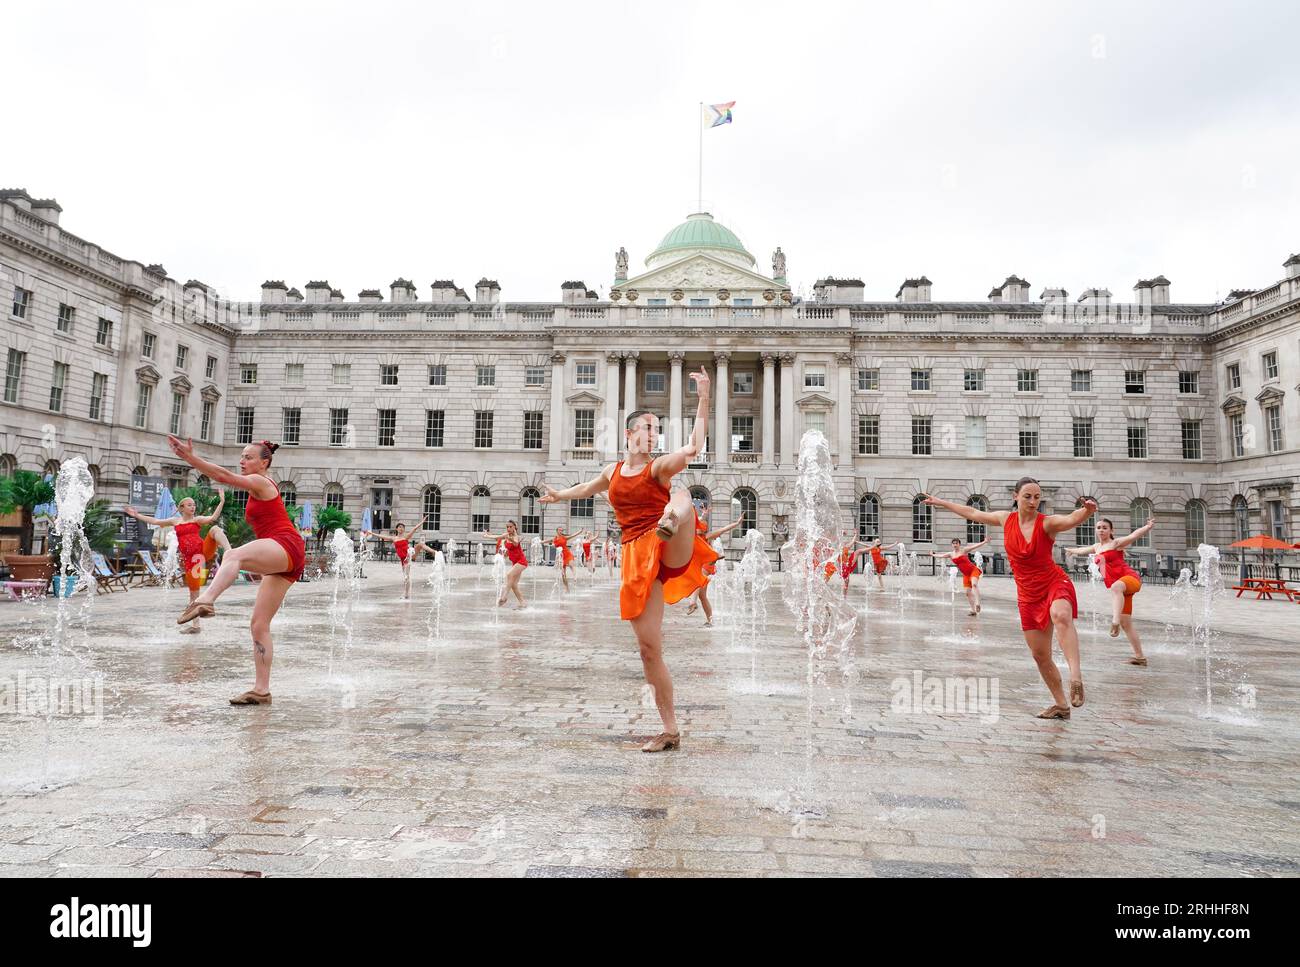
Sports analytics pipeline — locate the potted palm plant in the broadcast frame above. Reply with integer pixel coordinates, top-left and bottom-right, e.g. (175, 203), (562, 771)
(0, 469), (57, 583)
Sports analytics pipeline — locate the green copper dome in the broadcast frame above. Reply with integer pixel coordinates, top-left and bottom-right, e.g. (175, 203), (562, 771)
(647, 212), (754, 265)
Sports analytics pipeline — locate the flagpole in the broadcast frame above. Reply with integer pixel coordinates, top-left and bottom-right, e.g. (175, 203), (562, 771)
(697, 102), (703, 212)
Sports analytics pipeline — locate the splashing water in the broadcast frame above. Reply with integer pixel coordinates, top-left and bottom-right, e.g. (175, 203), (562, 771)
(1086, 554), (1105, 639)
(735, 529), (773, 673)
(328, 529), (358, 663)
(529, 537), (545, 593)
(491, 552), (508, 616)
(1190, 544), (1252, 723)
(425, 550), (449, 641)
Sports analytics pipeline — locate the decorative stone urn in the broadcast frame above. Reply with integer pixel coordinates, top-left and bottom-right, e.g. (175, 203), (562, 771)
(763, 289), (776, 302)
(671, 289), (684, 302)
(610, 289), (622, 301)
(3, 553), (54, 584)
(780, 291), (793, 304)
(626, 289), (638, 302)
(716, 288), (730, 302)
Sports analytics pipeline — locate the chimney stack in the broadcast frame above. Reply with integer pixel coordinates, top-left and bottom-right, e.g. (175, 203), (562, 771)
(475, 278), (501, 304)
(260, 280), (288, 305)
(304, 280), (332, 304)
(390, 278), (416, 303)
(358, 289), (383, 303)
(999, 275), (1029, 303)
(30, 198), (62, 226)
(1285, 254), (1300, 280)
(561, 280), (587, 304)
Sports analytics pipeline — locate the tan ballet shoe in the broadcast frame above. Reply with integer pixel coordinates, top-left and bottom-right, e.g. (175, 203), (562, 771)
(1109, 622), (1121, 637)
(229, 690), (271, 705)
(1070, 680), (1085, 707)
(1036, 704), (1070, 719)
(655, 509), (679, 541)
(1127, 656), (1148, 666)
(177, 601), (215, 624)
(641, 732), (681, 752)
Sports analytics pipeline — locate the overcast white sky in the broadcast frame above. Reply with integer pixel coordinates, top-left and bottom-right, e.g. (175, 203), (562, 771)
(7, 0), (1299, 304)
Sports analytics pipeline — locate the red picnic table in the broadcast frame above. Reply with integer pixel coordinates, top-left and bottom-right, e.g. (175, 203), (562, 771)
(1232, 577), (1299, 601)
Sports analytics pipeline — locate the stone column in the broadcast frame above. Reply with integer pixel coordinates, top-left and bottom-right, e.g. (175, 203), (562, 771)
(761, 352), (776, 466)
(548, 351), (565, 463)
(837, 352), (854, 468)
(622, 350), (639, 434)
(668, 351), (685, 451)
(603, 351), (621, 460)
(713, 351), (730, 468)
(779, 352), (795, 465)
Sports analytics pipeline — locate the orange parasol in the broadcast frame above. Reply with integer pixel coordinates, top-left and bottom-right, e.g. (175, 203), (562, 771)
(1228, 535), (1294, 550)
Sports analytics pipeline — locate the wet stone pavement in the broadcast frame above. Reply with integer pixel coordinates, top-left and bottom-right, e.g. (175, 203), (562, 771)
(0, 561), (1296, 878)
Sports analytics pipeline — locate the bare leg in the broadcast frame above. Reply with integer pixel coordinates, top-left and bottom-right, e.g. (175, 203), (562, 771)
(965, 586), (977, 614)
(248, 575), (292, 694)
(194, 539), (290, 606)
(1051, 599), (1083, 692)
(971, 580), (981, 612)
(1120, 613), (1144, 659)
(1024, 628), (1068, 707)
(698, 584), (713, 624)
(1108, 584), (1125, 635)
(509, 564), (527, 607)
(403, 561), (412, 599)
(208, 524), (232, 555)
(628, 581), (678, 739)
(561, 564), (570, 593)
(658, 488), (696, 569)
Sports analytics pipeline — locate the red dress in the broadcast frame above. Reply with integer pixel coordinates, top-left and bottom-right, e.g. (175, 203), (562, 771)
(244, 478), (306, 582)
(555, 535), (573, 567)
(870, 548), (888, 575)
(501, 538), (527, 567)
(1003, 513), (1076, 632)
(174, 521), (204, 566)
(1094, 548), (1138, 588)
(394, 538), (409, 564)
(582, 540), (592, 563)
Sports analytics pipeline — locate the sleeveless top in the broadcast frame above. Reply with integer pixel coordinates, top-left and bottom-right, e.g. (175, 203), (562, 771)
(244, 477), (297, 541)
(608, 461), (670, 542)
(953, 553), (977, 576)
(1003, 513), (1065, 596)
(1095, 547), (1138, 587)
(174, 521), (203, 559)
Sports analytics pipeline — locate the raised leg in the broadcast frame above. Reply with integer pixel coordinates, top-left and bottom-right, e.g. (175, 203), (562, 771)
(658, 488), (696, 569)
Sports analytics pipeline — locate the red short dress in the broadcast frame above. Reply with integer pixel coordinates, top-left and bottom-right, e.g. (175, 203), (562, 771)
(870, 548), (888, 575)
(1095, 547), (1142, 614)
(243, 477), (306, 583)
(555, 535), (574, 567)
(395, 538), (410, 564)
(953, 553), (982, 588)
(1004, 513), (1076, 632)
(501, 538), (527, 567)
(174, 520), (219, 592)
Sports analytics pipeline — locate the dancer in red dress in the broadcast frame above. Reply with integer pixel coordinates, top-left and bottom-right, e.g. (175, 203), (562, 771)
(684, 508), (744, 625)
(1065, 517), (1152, 665)
(481, 521), (528, 608)
(124, 488), (232, 635)
(545, 526), (588, 592)
(865, 539), (901, 590)
(924, 479), (1097, 719)
(929, 537), (990, 615)
(540, 366), (715, 752)
(168, 437), (306, 705)
(364, 515), (428, 600)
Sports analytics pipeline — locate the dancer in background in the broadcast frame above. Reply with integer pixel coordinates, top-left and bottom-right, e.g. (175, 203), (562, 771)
(363, 516), (428, 600)
(1065, 518), (1152, 665)
(865, 538), (902, 589)
(481, 520), (528, 608)
(545, 525), (588, 592)
(930, 537), (990, 615)
(124, 488), (232, 635)
(166, 437), (305, 706)
(924, 480), (1097, 719)
(684, 512), (745, 625)
(540, 366), (715, 752)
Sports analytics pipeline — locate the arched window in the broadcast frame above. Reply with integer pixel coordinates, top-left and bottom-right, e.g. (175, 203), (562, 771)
(857, 494), (880, 541)
(422, 486), (442, 531)
(132, 465), (148, 477)
(1185, 499), (1207, 548)
(912, 494), (933, 543)
(689, 485), (711, 515)
(279, 482), (297, 507)
(733, 487), (757, 534)
(324, 483), (344, 511)
(86, 464), (101, 490)
(43, 459), (60, 478)
(0, 454), (15, 477)
(196, 474), (209, 489)
(470, 486), (491, 533)
(1074, 496), (1097, 547)
(965, 495), (988, 544)
(1129, 498), (1154, 548)
(520, 487), (541, 535)
(569, 482), (594, 527)
(1232, 495), (1250, 542)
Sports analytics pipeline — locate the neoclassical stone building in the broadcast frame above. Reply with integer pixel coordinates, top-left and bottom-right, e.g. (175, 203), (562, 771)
(3, 190), (1297, 565)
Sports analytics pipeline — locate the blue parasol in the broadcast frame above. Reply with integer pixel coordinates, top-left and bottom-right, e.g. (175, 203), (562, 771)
(361, 507), (372, 533)
(154, 488), (177, 520)
(32, 473), (57, 519)
(300, 500), (315, 530)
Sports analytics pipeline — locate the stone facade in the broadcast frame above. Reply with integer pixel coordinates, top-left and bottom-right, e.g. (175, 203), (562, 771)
(3, 190), (1297, 560)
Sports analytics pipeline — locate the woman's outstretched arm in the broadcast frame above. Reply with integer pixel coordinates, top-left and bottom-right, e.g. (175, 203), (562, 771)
(652, 367), (711, 483)
(922, 493), (1009, 527)
(167, 435), (276, 499)
(540, 465), (614, 503)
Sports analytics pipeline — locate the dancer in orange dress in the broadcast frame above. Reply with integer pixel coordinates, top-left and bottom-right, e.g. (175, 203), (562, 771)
(684, 508), (744, 626)
(167, 437), (307, 705)
(865, 538), (901, 589)
(545, 526), (588, 592)
(1065, 517), (1153, 665)
(930, 537), (990, 615)
(540, 366), (716, 751)
(364, 515), (427, 600)
(924, 479), (1097, 719)
(124, 488), (232, 635)
(481, 521), (528, 608)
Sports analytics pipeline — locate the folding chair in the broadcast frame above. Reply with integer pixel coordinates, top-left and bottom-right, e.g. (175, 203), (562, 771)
(135, 549), (166, 587)
(91, 552), (131, 593)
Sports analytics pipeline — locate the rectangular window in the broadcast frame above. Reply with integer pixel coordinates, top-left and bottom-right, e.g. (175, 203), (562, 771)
(1269, 500), (1286, 540)
(1127, 419), (1148, 458)
(574, 409), (595, 449)
(96, 317), (113, 347)
(523, 412), (543, 450)
(57, 303), (74, 333)
(377, 409), (396, 447)
(284, 363), (304, 384)
(1018, 417), (1040, 457)
(911, 416), (932, 455)
(142, 332), (156, 359)
(1124, 370), (1146, 394)
(1178, 371), (1199, 394)
(644, 371), (666, 394)
(804, 365), (826, 390)
(380, 364), (399, 385)
(427, 364), (445, 386)
(731, 415), (755, 452)
(1071, 369), (1092, 393)
(1016, 369), (1038, 392)
(4, 349), (24, 404)
(236, 406), (254, 443)
(476, 365), (496, 387)
(1230, 414), (1245, 457)
(575, 362), (597, 386)
(12, 286), (31, 319)
(910, 369), (931, 391)
(857, 368), (879, 391)
(1267, 406), (1284, 452)
(1181, 420), (1202, 460)
(200, 399), (213, 441)
(806, 411), (827, 437)
(175, 345), (189, 370)
(329, 408), (349, 446)
(240, 363), (258, 385)
(963, 369), (985, 392)
(135, 383), (153, 429)
(205, 355), (217, 380)
(1073, 418), (1094, 458)
(731, 372), (754, 395)
(282, 407), (301, 445)
(572, 497), (595, 520)
(90, 372), (107, 421)
(525, 366), (546, 387)
(857, 415), (880, 456)
(333, 363), (351, 384)
(474, 411), (494, 448)
(425, 410), (445, 448)
(1263, 352), (1279, 381)
(966, 416), (986, 457)
(169, 391), (184, 435)
(49, 362), (68, 412)
(471, 491), (491, 533)
(1227, 363), (1240, 389)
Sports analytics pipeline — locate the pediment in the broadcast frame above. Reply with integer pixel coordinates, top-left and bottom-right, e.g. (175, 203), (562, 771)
(796, 392), (836, 409)
(200, 383), (222, 403)
(565, 390), (604, 405)
(619, 253), (780, 295)
(1255, 385), (1285, 405)
(1220, 394), (1246, 414)
(135, 364), (161, 386)
(170, 374), (192, 393)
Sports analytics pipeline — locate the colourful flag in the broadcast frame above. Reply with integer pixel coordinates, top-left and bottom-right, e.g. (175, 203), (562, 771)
(706, 101), (735, 127)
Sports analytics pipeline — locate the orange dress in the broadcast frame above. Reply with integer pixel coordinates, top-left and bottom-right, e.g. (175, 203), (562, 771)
(698, 520), (718, 577)
(609, 461), (718, 620)
(555, 535), (574, 567)
(870, 547), (888, 575)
